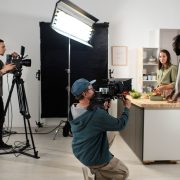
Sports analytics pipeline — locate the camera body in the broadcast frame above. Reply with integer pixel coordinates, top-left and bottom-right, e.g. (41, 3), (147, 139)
(89, 78), (132, 109)
(6, 46), (31, 71)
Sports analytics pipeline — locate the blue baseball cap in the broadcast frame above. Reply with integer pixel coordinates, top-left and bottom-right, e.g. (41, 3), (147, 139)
(71, 78), (96, 96)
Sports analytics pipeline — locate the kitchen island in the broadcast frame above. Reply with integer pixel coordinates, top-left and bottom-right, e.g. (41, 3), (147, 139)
(118, 96), (180, 163)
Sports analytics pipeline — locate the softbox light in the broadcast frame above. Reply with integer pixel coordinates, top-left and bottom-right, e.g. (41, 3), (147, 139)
(51, 0), (99, 47)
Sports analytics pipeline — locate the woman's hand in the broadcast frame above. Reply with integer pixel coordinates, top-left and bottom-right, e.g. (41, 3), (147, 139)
(154, 85), (164, 94)
(154, 84), (174, 95)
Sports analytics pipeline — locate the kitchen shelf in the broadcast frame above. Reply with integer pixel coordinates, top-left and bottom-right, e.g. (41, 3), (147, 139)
(143, 63), (158, 66)
(137, 48), (158, 92)
(143, 80), (157, 82)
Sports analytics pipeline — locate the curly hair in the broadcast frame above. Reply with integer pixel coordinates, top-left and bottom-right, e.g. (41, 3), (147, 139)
(172, 34), (180, 55)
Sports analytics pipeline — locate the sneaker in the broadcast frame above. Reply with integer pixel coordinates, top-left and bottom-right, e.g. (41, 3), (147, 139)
(0, 142), (13, 149)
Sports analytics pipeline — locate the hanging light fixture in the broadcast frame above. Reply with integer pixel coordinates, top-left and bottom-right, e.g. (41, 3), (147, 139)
(51, 0), (99, 47)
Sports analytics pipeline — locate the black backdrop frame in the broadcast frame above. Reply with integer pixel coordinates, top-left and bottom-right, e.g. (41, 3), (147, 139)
(40, 22), (109, 118)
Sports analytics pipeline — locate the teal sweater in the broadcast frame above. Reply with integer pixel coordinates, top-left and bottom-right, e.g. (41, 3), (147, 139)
(69, 107), (129, 166)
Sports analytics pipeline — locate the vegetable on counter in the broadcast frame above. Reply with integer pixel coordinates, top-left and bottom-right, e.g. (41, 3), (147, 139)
(129, 89), (141, 99)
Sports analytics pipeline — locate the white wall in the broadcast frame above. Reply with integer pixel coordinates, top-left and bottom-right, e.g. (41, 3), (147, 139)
(72, 0), (180, 86)
(0, 0), (57, 127)
(0, 0), (180, 126)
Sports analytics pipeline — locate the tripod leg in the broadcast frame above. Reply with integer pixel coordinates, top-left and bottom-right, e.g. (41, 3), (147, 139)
(4, 78), (16, 115)
(1, 78), (17, 137)
(0, 74), (39, 159)
(15, 78), (39, 158)
(16, 81), (30, 146)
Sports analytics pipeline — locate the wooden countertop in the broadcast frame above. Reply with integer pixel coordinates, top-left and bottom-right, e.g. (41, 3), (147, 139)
(126, 95), (180, 109)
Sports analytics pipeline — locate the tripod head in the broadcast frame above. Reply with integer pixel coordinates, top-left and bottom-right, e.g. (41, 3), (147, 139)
(13, 68), (23, 79)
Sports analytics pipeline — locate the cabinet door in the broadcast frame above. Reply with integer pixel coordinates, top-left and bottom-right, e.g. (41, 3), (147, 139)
(135, 107), (144, 161)
(144, 109), (180, 161)
(119, 101), (144, 161)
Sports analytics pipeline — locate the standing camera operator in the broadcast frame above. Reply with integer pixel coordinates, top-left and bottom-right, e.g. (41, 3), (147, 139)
(0, 39), (16, 149)
(70, 78), (131, 180)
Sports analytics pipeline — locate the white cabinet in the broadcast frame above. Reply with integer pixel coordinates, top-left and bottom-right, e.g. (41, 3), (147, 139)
(144, 109), (180, 161)
(137, 48), (158, 92)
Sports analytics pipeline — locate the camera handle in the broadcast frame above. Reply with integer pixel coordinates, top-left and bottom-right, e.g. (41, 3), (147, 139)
(117, 94), (127, 101)
(109, 69), (114, 79)
(36, 70), (41, 81)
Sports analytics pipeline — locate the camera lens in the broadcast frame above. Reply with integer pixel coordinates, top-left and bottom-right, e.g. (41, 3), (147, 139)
(21, 59), (31, 67)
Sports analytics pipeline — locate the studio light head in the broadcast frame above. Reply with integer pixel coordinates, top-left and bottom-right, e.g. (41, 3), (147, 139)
(51, 0), (98, 47)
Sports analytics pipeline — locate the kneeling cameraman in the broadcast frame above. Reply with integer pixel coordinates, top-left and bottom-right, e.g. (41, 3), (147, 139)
(69, 78), (131, 180)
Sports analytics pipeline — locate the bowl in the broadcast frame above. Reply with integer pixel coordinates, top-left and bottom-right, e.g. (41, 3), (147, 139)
(130, 92), (141, 99)
(149, 58), (156, 62)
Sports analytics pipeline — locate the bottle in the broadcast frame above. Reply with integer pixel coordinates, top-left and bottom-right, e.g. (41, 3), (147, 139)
(143, 74), (147, 80)
(151, 72), (157, 80)
(147, 85), (152, 92)
(147, 74), (152, 81)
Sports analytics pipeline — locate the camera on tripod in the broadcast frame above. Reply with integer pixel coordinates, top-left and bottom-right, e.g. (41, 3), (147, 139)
(89, 78), (132, 109)
(6, 46), (31, 72)
(3, 46), (39, 158)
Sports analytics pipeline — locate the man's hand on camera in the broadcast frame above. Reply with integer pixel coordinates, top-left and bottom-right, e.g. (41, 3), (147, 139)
(11, 52), (19, 59)
(3, 64), (16, 74)
(123, 97), (131, 109)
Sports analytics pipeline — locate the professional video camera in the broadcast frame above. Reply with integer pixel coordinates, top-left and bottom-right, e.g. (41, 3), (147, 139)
(6, 46), (31, 72)
(89, 78), (132, 109)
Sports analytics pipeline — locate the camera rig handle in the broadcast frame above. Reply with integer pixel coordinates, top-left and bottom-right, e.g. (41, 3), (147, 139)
(20, 46), (25, 58)
(117, 93), (128, 101)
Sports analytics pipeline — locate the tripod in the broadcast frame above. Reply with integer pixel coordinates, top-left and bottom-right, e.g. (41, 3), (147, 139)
(0, 70), (39, 159)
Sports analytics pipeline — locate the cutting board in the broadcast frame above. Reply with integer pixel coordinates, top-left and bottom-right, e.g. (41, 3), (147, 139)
(150, 95), (164, 101)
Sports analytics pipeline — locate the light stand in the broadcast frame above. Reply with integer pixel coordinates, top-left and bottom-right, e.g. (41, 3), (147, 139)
(35, 69), (43, 132)
(51, 0), (98, 139)
(53, 38), (71, 140)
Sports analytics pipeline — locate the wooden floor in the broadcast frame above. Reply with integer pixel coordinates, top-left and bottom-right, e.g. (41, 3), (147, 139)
(0, 127), (180, 180)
